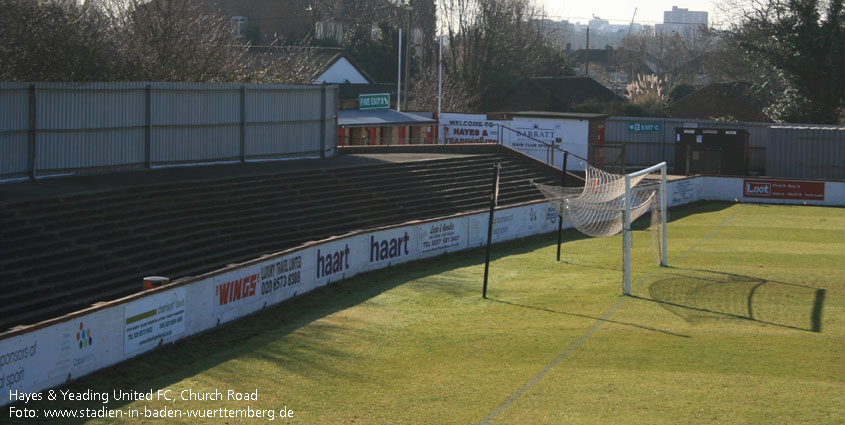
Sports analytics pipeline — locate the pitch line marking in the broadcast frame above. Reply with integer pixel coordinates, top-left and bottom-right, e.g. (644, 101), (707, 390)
(477, 205), (746, 425)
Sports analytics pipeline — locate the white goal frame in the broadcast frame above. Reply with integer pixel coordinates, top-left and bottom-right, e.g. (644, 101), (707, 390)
(622, 162), (668, 295)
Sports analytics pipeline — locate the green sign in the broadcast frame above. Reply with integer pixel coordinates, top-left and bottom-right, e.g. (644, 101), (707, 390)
(627, 121), (662, 132)
(359, 93), (390, 110)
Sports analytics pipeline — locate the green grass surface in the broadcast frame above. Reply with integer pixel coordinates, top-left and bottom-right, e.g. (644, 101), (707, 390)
(8, 202), (844, 424)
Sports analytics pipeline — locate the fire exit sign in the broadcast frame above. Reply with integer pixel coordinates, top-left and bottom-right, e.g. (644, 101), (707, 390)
(359, 93), (390, 110)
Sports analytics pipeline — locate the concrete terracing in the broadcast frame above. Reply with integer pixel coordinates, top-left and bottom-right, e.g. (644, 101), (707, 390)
(0, 146), (564, 330)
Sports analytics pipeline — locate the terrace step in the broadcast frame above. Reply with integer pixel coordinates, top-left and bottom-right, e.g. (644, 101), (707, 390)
(0, 152), (566, 330)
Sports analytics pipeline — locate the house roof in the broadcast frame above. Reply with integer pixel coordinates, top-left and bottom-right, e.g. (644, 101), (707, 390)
(527, 77), (622, 104)
(669, 82), (772, 122)
(567, 48), (615, 66)
(338, 109), (438, 127)
(245, 46), (375, 84)
(314, 52), (375, 84)
(487, 111), (609, 121)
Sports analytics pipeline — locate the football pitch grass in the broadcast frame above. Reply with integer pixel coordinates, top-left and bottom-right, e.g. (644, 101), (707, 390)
(9, 201), (844, 424)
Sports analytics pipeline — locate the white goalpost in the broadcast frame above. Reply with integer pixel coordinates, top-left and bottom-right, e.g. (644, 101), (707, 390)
(622, 162), (667, 295)
(534, 161), (668, 295)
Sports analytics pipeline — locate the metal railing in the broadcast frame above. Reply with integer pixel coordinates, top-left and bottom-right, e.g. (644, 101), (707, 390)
(590, 143), (627, 174)
(339, 136), (436, 146)
(497, 124), (590, 183)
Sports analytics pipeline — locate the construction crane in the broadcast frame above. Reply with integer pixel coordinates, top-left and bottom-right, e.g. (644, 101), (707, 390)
(629, 7), (638, 35)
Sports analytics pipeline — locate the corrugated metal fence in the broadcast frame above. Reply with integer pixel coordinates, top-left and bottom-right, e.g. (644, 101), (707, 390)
(0, 82), (338, 180)
(767, 126), (845, 179)
(605, 116), (845, 179)
(605, 116), (773, 174)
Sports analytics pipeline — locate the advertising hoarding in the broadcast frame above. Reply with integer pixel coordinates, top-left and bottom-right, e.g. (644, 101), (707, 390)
(743, 179), (825, 200)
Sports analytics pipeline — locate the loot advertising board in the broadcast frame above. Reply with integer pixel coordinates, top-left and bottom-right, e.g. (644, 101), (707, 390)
(743, 179), (825, 200)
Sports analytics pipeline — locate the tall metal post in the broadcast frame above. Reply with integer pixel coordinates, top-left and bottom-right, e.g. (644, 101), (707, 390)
(319, 84), (327, 159)
(585, 27), (590, 76)
(397, 29), (402, 111)
(482, 163), (501, 299)
(557, 152), (568, 261)
(240, 85), (247, 163)
(437, 35), (443, 118)
(403, 5), (413, 111)
(27, 84), (37, 180)
(145, 84), (152, 168)
(661, 166), (668, 267)
(497, 124), (502, 154)
(660, 117), (667, 163)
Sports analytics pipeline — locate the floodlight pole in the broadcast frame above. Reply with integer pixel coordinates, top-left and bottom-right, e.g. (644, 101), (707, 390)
(437, 35), (442, 118)
(482, 163), (501, 299)
(557, 152), (568, 261)
(404, 5), (413, 111)
(397, 29), (402, 111)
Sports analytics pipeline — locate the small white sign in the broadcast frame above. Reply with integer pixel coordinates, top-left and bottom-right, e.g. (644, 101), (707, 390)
(124, 288), (186, 354)
(419, 219), (461, 254)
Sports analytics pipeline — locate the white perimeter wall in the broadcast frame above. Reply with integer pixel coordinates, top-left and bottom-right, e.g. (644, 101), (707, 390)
(2, 175), (843, 405)
(0, 201), (565, 405)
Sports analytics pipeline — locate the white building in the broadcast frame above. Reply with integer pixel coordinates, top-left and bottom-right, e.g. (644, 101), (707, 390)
(656, 6), (708, 40)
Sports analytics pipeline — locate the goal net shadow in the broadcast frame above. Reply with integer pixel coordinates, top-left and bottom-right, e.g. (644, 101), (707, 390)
(634, 269), (826, 333)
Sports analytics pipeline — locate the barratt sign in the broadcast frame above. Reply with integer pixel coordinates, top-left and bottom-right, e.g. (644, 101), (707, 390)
(359, 93), (390, 110)
(743, 179), (825, 200)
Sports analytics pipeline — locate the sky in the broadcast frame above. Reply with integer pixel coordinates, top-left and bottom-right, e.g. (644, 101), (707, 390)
(540, 0), (726, 27)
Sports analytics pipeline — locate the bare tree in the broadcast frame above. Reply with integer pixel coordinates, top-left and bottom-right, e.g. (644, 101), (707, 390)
(0, 0), (121, 81)
(408, 65), (480, 111)
(615, 26), (719, 89)
(440, 0), (571, 110)
(244, 45), (332, 84)
(104, 0), (251, 82)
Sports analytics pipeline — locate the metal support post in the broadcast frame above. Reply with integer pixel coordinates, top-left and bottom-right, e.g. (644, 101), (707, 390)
(557, 152), (568, 261)
(27, 84), (37, 180)
(661, 166), (668, 267)
(240, 85), (247, 163)
(320, 84), (327, 159)
(145, 84), (152, 168)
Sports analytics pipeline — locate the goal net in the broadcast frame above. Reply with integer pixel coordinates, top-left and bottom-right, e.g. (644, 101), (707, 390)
(534, 162), (668, 295)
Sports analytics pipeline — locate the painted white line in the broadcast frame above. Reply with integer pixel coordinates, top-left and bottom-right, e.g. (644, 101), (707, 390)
(477, 205), (746, 425)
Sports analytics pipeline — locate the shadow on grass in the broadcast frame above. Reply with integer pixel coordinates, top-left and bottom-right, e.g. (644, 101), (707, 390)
(6, 201), (739, 423)
(6, 230), (578, 424)
(487, 298), (690, 338)
(632, 267), (825, 333)
(553, 201), (739, 275)
(553, 200), (737, 261)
